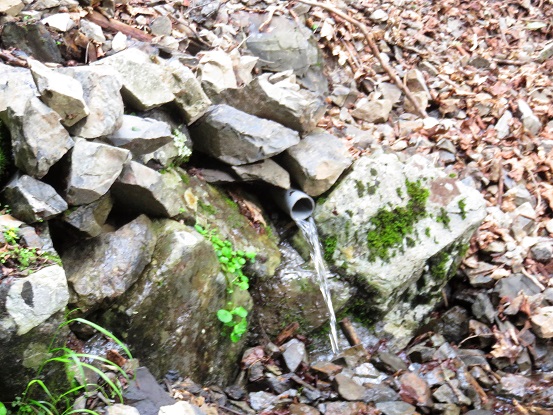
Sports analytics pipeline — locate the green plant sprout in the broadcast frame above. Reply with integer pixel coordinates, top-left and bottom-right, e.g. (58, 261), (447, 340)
(194, 224), (256, 342)
(216, 306), (248, 343)
(1, 316), (132, 415)
(1, 228), (38, 270)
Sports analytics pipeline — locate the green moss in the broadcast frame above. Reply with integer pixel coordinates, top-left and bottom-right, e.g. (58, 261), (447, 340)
(316, 196), (327, 205)
(458, 198), (467, 220)
(436, 207), (451, 229)
(425, 227), (431, 237)
(366, 183), (378, 195)
(224, 196), (238, 209)
(198, 200), (217, 216)
(355, 180), (366, 198)
(345, 210), (354, 217)
(396, 188), (403, 198)
(428, 251), (451, 280)
(370, 168), (378, 176)
(365, 179), (429, 262)
(323, 236), (337, 262)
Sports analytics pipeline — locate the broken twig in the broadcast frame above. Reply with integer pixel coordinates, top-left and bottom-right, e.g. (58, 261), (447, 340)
(296, 0), (428, 118)
(339, 317), (361, 346)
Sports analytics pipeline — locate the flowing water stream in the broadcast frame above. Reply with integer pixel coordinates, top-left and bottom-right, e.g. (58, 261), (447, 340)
(295, 217), (340, 354)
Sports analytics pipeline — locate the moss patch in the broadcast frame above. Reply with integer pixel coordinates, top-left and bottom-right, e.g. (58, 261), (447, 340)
(436, 207), (451, 229)
(355, 180), (366, 198)
(458, 198), (467, 220)
(366, 180), (429, 262)
(323, 236), (337, 262)
(428, 251), (451, 280)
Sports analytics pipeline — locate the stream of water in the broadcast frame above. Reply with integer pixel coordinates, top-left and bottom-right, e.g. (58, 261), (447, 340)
(295, 217), (340, 354)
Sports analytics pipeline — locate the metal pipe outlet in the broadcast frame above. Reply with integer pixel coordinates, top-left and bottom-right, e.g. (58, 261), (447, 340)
(272, 188), (315, 221)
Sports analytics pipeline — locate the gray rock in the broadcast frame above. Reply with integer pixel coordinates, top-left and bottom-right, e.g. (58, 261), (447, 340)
(378, 83), (402, 105)
(124, 367), (175, 415)
(370, 351), (408, 373)
(111, 161), (185, 217)
(215, 73), (326, 134)
(404, 91), (429, 115)
(289, 403), (320, 415)
(496, 374), (531, 400)
(471, 292), (496, 324)
(352, 98), (393, 123)
(4, 265), (68, 335)
(530, 239), (553, 263)
(65, 139), (130, 206)
(495, 110), (512, 139)
(363, 385), (399, 403)
(190, 104), (300, 165)
(325, 402), (368, 415)
(518, 99), (542, 136)
(1, 174), (67, 223)
(493, 273), (542, 299)
(281, 132), (352, 197)
(246, 15), (321, 76)
(5, 97), (74, 178)
(95, 48), (175, 111)
(105, 405), (140, 415)
(0, 64), (38, 117)
(315, 153), (486, 348)
(430, 305), (469, 343)
(164, 59), (211, 124)
(41, 13), (76, 32)
(30, 60), (89, 127)
(376, 401), (416, 415)
(0, 0), (24, 15)
(251, 242), (353, 338)
(538, 43), (553, 62)
(370, 9), (388, 22)
(79, 20), (106, 43)
(150, 16), (172, 36)
(105, 115), (172, 156)
(63, 215), (156, 313)
(530, 306), (553, 338)
(232, 159), (291, 189)
(100, 219), (252, 385)
(282, 339), (306, 373)
(330, 85), (358, 108)
(249, 391), (277, 412)
(405, 69), (430, 97)
(399, 372), (433, 407)
(333, 373), (366, 401)
(1, 22), (62, 63)
(60, 66), (124, 138)
(62, 193), (113, 237)
(199, 50), (237, 95)
(158, 402), (203, 415)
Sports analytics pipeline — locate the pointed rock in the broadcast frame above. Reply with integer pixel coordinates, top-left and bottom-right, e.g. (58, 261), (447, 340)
(333, 373), (366, 401)
(59, 66), (124, 138)
(111, 161), (185, 217)
(190, 104), (300, 165)
(281, 132), (352, 196)
(61, 193), (113, 237)
(105, 115), (172, 156)
(30, 59), (89, 127)
(65, 139), (130, 206)
(6, 97), (74, 178)
(1, 174), (67, 223)
(282, 339), (306, 372)
(0, 64), (38, 117)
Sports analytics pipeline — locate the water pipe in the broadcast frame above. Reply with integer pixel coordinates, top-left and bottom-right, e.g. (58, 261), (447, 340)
(272, 188), (315, 221)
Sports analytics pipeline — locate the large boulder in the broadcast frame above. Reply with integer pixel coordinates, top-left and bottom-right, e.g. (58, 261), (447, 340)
(105, 115), (172, 156)
(100, 220), (251, 385)
(62, 215), (156, 314)
(315, 153), (486, 348)
(61, 193), (113, 237)
(0, 64), (38, 118)
(215, 72), (326, 134)
(189, 104), (300, 165)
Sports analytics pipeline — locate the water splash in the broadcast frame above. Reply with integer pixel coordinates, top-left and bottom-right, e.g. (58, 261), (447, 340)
(295, 217), (340, 354)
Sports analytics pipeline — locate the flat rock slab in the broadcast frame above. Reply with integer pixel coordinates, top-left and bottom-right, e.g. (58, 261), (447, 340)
(59, 66), (124, 138)
(1, 174), (68, 223)
(190, 104), (300, 165)
(315, 153), (487, 348)
(105, 115), (172, 156)
(95, 48), (175, 111)
(6, 97), (74, 178)
(61, 193), (113, 237)
(63, 215), (156, 313)
(281, 132), (352, 196)
(65, 139), (130, 206)
(232, 159), (291, 189)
